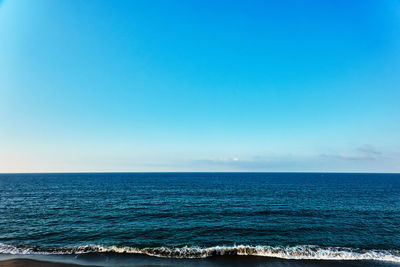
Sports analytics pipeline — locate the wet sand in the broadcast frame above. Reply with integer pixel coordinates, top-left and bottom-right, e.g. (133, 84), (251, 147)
(0, 259), (94, 267)
(1, 256), (398, 267)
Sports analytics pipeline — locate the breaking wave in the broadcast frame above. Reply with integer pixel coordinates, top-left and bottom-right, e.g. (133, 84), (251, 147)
(1, 243), (400, 263)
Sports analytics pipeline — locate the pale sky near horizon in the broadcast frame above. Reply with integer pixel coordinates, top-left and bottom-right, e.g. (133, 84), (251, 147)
(0, 0), (399, 173)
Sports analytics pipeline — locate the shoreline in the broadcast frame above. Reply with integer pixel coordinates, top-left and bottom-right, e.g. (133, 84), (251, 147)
(1, 255), (399, 267)
(0, 259), (94, 267)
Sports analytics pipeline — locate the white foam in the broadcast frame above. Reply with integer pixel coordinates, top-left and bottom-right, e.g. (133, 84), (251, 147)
(1, 243), (400, 263)
(0, 243), (35, 255)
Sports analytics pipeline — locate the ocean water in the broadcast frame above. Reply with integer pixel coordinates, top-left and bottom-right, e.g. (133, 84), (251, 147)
(0, 172), (399, 266)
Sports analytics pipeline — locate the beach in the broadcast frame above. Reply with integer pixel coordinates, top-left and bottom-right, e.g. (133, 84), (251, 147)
(1, 256), (399, 267)
(0, 259), (92, 267)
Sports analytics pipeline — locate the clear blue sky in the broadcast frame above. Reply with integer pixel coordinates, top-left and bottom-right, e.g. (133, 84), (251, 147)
(0, 0), (399, 172)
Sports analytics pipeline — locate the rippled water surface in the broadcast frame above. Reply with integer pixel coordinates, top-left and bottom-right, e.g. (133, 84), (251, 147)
(0, 173), (399, 264)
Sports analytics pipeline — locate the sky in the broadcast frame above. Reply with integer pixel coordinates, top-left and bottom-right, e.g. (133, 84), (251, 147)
(0, 0), (399, 173)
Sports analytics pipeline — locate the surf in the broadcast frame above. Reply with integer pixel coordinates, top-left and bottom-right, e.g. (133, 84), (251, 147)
(1, 243), (400, 263)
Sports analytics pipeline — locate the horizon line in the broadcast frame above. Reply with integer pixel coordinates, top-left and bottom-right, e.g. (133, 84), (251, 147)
(0, 171), (399, 175)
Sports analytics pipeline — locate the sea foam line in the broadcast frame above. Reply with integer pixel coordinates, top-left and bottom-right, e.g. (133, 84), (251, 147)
(1, 243), (400, 262)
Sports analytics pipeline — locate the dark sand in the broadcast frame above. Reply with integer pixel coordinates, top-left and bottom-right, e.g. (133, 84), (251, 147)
(1, 257), (398, 267)
(0, 259), (94, 267)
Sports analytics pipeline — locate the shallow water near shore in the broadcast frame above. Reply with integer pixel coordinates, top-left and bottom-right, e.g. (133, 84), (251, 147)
(1, 173), (399, 266)
(1, 254), (400, 267)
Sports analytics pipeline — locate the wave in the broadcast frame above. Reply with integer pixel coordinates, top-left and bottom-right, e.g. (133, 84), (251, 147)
(1, 243), (400, 263)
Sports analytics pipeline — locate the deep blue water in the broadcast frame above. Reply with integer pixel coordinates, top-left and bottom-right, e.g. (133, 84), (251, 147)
(0, 173), (400, 266)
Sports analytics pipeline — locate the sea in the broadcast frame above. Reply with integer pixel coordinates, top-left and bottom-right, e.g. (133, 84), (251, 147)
(0, 172), (399, 267)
